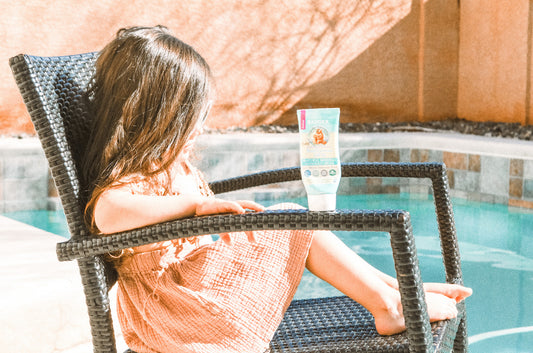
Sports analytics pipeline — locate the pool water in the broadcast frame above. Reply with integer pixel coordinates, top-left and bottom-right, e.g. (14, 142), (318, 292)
(4, 193), (533, 352)
(3, 209), (70, 237)
(270, 193), (533, 352)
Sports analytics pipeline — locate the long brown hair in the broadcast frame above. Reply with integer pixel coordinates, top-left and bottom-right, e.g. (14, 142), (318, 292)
(83, 25), (213, 232)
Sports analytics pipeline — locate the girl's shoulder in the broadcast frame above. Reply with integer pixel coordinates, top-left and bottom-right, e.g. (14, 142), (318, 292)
(111, 163), (212, 197)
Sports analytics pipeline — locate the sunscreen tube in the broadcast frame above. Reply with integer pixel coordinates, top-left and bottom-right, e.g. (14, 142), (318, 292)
(297, 108), (341, 211)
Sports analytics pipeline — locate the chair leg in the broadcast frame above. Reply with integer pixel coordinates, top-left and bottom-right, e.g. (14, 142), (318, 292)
(453, 316), (469, 353)
(78, 256), (117, 353)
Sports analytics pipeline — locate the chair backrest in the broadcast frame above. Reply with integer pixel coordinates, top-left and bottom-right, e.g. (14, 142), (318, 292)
(10, 53), (98, 239)
(11, 53), (123, 351)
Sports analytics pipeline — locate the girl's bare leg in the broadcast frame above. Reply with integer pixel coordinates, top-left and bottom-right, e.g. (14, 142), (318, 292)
(305, 230), (471, 335)
(368, 264), (472, 303)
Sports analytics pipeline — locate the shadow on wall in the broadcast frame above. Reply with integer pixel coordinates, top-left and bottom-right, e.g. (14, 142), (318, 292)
(2, 0), (460, 133)
(275, 0), (459, 125)
(187, 0), (426, 128)
(220, 1), (378, 126)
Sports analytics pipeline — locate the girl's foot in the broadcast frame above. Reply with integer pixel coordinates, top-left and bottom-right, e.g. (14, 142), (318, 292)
(373, 291), (459, 336)
(423, 283), (473, 303)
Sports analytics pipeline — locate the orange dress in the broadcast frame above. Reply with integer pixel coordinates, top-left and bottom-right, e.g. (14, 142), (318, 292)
(113, 169), (314, 353)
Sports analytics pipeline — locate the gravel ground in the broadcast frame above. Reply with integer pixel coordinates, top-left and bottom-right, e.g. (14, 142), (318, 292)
(4, 118), (532, 141)
(205, 118), (533, 141)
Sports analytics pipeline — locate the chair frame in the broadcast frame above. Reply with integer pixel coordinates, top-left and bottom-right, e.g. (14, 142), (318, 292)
(10, 52), (468, 353)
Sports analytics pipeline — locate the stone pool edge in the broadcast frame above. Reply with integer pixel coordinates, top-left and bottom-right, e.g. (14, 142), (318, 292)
(1, 132), (533, 212)
(195, 132), (533, 209)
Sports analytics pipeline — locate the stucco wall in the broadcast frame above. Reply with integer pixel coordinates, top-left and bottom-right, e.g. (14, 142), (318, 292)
(458, 0), (531, 125)
(1, 1), (532, 135)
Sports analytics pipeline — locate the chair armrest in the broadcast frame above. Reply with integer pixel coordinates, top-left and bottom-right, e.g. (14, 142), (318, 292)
(57, 209), (402, 260)
(57, 208), (433, 349)
(210, 162), (463, 286)
(209, 162), (443, 193)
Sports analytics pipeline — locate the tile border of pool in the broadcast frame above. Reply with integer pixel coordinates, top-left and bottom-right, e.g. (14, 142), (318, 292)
(1, 132), (533, 212)
(198, 131), (533, 159)
(195, 132), (533, 208)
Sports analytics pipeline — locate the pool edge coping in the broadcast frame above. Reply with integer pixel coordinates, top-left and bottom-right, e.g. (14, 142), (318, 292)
(197, 132), (533, 159)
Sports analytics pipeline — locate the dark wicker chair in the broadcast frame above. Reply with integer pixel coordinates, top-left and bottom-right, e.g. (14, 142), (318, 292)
(10, 52), (468, 353)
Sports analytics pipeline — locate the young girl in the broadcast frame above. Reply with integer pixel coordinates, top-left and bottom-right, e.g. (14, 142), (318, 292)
(83, 26), (472, 353)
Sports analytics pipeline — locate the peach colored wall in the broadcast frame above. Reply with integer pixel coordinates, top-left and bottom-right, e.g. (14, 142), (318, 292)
(421, 0), (459, 121)
(1, 0), (460, 134)
(458, 0), (531, 125)
(2, 1), (530, 136)
(288, 0), (460, 125)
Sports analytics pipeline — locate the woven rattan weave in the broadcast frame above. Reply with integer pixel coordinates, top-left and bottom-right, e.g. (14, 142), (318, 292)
(10, 52), (468, 353)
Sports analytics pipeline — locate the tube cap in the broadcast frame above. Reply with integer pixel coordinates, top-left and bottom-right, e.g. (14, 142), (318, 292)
(308, 194), (337, 211)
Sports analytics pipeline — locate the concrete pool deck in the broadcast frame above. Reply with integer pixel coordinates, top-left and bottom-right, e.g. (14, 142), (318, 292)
(0, 215), (127, 353)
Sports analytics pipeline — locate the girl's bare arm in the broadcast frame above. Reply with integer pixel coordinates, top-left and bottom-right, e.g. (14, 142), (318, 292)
(94, 188), (264, 234)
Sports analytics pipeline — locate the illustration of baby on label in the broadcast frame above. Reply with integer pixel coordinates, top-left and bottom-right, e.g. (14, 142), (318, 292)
(312, 128), (328, 145)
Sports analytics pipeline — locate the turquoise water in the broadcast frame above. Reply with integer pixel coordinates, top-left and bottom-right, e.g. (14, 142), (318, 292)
(266, 194), (533, 352)
(3, 209), (70, 237)
(4, 193), (533, 351)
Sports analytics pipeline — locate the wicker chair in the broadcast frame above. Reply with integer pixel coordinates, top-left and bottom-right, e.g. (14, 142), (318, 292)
(10, 52), (468, 353)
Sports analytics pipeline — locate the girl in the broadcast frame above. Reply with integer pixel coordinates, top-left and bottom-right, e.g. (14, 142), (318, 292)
(83, 26), (471, 353)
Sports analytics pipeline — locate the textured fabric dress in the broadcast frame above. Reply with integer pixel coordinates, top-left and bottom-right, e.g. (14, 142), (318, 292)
(112, 168), (314, 353)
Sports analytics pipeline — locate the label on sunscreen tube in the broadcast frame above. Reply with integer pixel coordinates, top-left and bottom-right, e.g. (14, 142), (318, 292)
(297, 108), (341, 211)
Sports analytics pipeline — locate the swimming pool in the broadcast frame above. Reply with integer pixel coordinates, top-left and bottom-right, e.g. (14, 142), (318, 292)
(4, 193), (533, 352)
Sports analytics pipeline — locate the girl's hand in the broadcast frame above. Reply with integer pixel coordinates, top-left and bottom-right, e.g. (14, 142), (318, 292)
(195, 198), (265, 245)
(195, 198), (264, 216)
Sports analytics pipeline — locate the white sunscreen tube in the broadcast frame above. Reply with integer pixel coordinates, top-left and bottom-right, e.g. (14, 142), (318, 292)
(297, 108), (341, 211)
